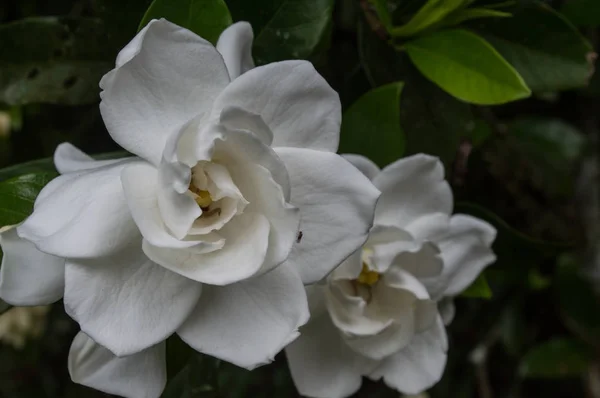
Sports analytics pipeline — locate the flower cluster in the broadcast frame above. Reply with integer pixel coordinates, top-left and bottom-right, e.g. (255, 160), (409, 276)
(0, 19), (496, 398)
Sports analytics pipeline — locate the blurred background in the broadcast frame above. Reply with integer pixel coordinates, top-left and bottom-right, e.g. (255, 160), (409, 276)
(0, 0), (600, 397)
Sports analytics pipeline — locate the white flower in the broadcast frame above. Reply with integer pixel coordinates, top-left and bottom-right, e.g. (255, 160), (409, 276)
(285, 154), (496, 398)
(0, 20), (380, 398)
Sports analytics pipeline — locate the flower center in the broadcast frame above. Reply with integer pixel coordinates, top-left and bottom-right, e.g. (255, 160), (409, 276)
(356, 263), (380, 286)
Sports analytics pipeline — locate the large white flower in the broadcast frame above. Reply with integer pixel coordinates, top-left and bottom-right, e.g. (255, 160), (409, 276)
(285, 154), (496, 398)
(0, 20), (380, 398)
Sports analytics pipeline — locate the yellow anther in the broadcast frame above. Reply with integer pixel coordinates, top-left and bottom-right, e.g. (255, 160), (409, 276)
(193, 190), (213, 208)
(356, 263), (380, 286)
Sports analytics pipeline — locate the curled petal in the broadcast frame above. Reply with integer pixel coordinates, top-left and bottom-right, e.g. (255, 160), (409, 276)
(216, 22), (255, 80)
(54, 143), (130, 174)
(212, 61), (341, 152)
(143, 212), (270, 285)
(373, 154), (452, 230)
(342, 154), (381, 181)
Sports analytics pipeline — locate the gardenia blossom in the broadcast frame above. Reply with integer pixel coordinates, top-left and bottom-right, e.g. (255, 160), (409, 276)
(0, 20), (380, 398)
(285, 154), (497, 398)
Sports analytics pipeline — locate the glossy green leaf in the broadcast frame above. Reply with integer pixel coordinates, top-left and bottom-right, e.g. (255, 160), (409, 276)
(340, 82), (405, 167)
(139, 0), (232, 45)
(440, 7), (511, 27)
(399, 71), (474, 166)
(0, 172), (57, 226)
(370, 0), (393, 31)
(519, 338), (592, 378)
(390, 0), (468, 37)
(226, 0), (334, 64)
(561, 0), (600, 27)
(405, 29), (531, 105)
(473, 2), (593, 91)
(461, 274), (492, 299)
(0, 17), (115, 105)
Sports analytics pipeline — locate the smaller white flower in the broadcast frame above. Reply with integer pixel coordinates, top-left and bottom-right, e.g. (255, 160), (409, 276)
(285, 154), (497, 398)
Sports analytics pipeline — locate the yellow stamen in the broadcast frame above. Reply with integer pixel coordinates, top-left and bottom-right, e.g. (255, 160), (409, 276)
(356, 263), (380, 286)
(189, 182), (213, 208)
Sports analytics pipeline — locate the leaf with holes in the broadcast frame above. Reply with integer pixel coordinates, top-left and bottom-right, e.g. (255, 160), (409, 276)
(139, 0), (232, 45)
(0, 17), (117, 105)
(226, 0), (335, 64)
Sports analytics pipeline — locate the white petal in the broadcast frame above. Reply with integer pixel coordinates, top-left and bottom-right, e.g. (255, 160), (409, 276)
(69, 332), (166, 398)
(285, 313), (375, 398)
(0, 226), (65, 306)
(371, 316), (448, 395)
(331, 249), (362, 281)
(54, 143), (130, 174)
(212, 61), (341, 152)
(438, 298), (456, 325)
(431, 214), (497, 298)
(342, 154), (381, 181)
(373, 154), (452, 229)
(405, 213), (451, 242)
(157, 160), (200, 239)
(365, 225), (417, 274)
(121, 163), (219, 251)
(275, 148), (380, 284)
(216, 22), (255, 80)
(177, 263), (309, 369)
(393, 242), (444, 280)
(100, 19), (230, 164)
(64, 243), (202, 356)
(220, 106), (273, 146)
(18, 162), (140, 259)
(228, 162), (300, 274)
(143, 212), (270, 285)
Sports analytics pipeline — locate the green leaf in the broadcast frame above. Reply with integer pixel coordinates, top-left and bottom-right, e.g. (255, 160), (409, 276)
(139, 0), (232, 45)
(399, 70), (474, 166)
(0, 172), (57, 227)
(339, 83), (405, 167)
(370, 0), (393, 31)
(226, 0), (335, 64)
(461, 274), (492, 299)
(473, 2), (594, 92)
(440, 7), (511, 27)
(0, 17), (115, 105)
(519, 338), (592, 378)
(561, 0), (600, 27)
(404, 29), (531, 105)
(509, 117), (585, 197)
(390, 0), (468, 37)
